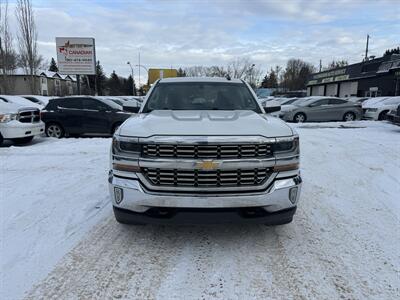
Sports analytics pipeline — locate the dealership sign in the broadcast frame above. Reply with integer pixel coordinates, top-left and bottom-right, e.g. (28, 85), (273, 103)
(56, 37), (96, 75)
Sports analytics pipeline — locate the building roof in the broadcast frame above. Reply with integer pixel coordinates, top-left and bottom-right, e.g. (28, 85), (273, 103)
(11, 68), (76, 81)
(307, 54), (400, 86)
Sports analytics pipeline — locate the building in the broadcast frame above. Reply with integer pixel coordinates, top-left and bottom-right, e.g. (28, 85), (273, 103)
(0, 69), (77, 96)
(307, 54), (400, 97)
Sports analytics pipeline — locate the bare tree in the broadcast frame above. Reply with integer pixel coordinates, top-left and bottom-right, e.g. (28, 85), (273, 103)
(281, 59), (315, 91)
(183, 57), (262, 88)
(324, 59), (348, 71)
(15, 0), (42, 93)
(0, 0), (17, 93)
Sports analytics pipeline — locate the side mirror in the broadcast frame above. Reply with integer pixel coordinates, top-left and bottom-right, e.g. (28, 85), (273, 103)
(264, 105), (281, 113)
(123, 105), (140, 113)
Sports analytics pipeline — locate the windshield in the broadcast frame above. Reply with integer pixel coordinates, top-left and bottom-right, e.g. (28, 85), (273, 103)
(142, 82), (261, 113)
(281, 98), (298, 105)
(96, 97), (123, 110)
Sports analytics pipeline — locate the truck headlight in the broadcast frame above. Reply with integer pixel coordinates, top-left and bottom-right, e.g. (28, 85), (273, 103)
(0, 113), (17, 123)
(112, 135), (141, 173)
(274, 136), (299, 153)
(112, 136), (141, 155)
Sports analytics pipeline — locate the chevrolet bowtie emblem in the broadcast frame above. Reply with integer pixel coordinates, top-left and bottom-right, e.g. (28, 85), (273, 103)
(196, 160), (220, 170)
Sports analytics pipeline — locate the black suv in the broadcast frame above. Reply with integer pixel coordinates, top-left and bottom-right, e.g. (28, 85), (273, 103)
(41, 96), (132, 138)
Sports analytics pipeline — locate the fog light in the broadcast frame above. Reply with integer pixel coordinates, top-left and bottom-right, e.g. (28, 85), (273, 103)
(289, 187), (298, 204)
(114, 187), (124, 204)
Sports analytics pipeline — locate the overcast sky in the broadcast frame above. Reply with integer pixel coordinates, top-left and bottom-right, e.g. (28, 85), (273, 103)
(8, 0), (400, 82)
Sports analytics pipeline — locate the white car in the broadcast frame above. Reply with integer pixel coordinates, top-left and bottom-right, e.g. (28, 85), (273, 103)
(0, 95), (43, 109)
(21, 95), (55, 107)
(0, 99), (45, 146)
(363, 97), (400, 120)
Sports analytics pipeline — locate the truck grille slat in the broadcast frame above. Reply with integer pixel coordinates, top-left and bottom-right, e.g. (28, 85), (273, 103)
(143, 168), (272, 188)
(17, 109), (40, 123)
(143, 143), (272, 159)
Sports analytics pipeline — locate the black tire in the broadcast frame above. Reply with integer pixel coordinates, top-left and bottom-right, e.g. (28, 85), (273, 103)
(12, 136), (34, 145)
(0, 133), (3, 146)
(293, 113), (306, 123)
(113, 208), (145, 225)
(378, 110), (389, 121)
(343, 111), (356, 122)
(112, 122), (122, 134)
(46, 123), (64, 138)
(265, 217), (293, 226)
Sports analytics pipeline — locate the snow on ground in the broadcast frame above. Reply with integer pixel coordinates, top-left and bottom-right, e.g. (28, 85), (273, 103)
(0, 137), (111, 300)
(1, 121), (400, 299)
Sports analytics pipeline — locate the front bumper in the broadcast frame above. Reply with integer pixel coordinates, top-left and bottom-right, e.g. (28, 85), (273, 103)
(0, 120), (45, 139)
(109, 172), (302, 223)
(362, 111), (378, 120)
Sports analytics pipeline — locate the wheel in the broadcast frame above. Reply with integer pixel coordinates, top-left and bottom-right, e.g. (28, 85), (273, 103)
(12, 136), (34, 145)
(293, 113), (306, 123)
(378, 110), (389, 121)
(46, 123), (64, 138)
(0, 133), (3, 146)
(343, 112), (355, 121)
(112, 122), (122, 134)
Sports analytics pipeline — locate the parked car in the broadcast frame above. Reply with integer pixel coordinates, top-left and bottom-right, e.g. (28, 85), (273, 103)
(109, 77), (301, 225)
(346, 97), (369, 104)
(386, 104), (400, 125)
(0, 95), (42, 109)
(362, 97), (400, 120)
(98, 96), (141, 112)
(21, 95), (55, 107)
(278, 96), (362, 122)
(0, 99), (45, 146)
(41, 96), (133, 138)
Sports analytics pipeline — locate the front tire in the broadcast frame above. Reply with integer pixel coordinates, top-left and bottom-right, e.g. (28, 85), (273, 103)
(46, 123), (64, 138)
(378, 110), (389, 121)
(293, 113), (306, 123)
(343, 112), (356, 121)
(0, 133), (4, 146)
(113, 207), (145, 225)
(12, 136), (34, 145)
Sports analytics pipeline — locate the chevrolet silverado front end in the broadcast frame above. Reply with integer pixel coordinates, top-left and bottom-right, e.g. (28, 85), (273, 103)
(108, 77), (302, 225)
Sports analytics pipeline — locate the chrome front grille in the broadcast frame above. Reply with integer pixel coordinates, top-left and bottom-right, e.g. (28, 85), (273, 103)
(142, 144), (272, 159)
(18, 110), (40, 123)
(142, 168), (272, 188)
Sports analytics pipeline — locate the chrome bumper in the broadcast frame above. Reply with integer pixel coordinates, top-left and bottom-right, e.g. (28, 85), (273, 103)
(109, 172), (302, 213)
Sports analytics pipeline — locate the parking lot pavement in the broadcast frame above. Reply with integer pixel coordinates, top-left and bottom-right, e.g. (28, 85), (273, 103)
(1, 121), (399, 299)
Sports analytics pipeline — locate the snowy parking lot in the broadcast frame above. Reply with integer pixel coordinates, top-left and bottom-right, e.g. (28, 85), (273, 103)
(1, 121), (399, 299)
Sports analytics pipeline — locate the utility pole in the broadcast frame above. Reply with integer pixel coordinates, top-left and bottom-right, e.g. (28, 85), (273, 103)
(76, 75), (81, 95)
(127, 61), (135, 95)
(138, 52), (141, 94)
(365, 34), (370, 61)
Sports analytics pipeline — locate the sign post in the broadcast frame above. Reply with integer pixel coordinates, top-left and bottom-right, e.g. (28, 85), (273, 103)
(56, 37), (96, 95)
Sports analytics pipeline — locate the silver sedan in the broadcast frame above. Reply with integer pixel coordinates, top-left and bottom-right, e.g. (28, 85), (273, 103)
(279, 97), (363, 123)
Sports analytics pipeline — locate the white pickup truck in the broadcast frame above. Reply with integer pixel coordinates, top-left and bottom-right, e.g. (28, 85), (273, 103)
(109, 77), (301, 225)
(0, 99), (45, 146)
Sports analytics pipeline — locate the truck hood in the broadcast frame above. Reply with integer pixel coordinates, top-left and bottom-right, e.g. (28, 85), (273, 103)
(0, 101), (36, 114)
(119, 110), (294, 138)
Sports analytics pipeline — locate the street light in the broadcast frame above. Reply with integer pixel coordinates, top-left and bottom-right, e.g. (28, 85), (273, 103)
(127, 61), (135, 95)
(135, 63), (148, 96)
